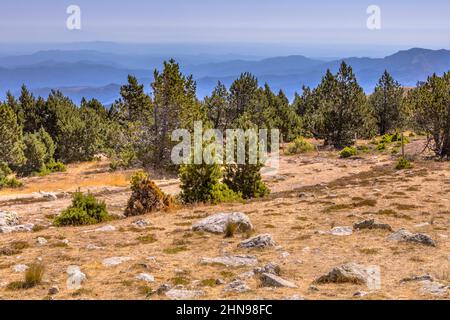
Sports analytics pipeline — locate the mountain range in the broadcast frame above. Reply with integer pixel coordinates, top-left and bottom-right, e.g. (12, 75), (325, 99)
(0, 47), (449, 105)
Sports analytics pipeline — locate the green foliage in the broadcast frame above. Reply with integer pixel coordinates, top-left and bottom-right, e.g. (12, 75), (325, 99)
(179, 162), (241, 204)
(54, 191), (110, 226)
(407, 72), (450, 158)
(125, 171), (175, 216)
(0, 103), (25, 167)
(0, 162), (22, 189)
(395, 157), (413, 170)
(339, 146), (357, 158)
(285, 137), (315, 155)
(369, 71), (404, 135)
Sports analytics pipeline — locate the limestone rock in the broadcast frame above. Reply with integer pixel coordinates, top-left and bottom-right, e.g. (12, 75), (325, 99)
(102, 256), (132, 267)
(330, 226), (353, 236)
(40, 191), (58, 201)
(387, 229), (436, 247)
(135, 273), (155, 283)
(37, 237), (48, 245)
(200, 255), (258, 267)
(353, 219), (392, 231)
(192, 212), (253, 234)
(66, 266), (86, 290)
(0, 223), (34, 233)
(165, 289), (204, 300)
(0, 211), (19, 226)
(260, 273), (297, 288)
(254, 262), (281, 276)
(314, 263), (368, 284)
(224, 280), (250, 293)
(238, 234), (275, 249)
(12, 264), (28, 273)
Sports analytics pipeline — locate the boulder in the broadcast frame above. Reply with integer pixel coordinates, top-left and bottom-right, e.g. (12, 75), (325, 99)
(66, 266), (86, 290)
(314, 263), (369, 284)
(102, 256), (132, 267)
(223, 280), (250, 293)
(254, 262), (281, 276)
(200, 255), (258, 268)
(0, 223), (34, 233)
(165, 289), (204, 300)
(135, 273), (155, 283)
(260, 273), (297, 288)
(39, 191), (58, 201)
(330, 226), (353, 236)
(37, 237), (48, 245)
(387, 229), (436, 246)
(0, 211), (19, 226)
(12, 264), (28, 273)
(192, 212), (253, 234)
(353, 219), (392, 231)
(238, 234), (275, 249)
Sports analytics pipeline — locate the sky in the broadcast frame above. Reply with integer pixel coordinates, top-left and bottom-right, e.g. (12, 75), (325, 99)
(0, 0), (449, 57)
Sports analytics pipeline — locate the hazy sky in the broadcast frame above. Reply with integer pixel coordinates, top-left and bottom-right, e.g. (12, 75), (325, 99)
(0, 0), (449, 55)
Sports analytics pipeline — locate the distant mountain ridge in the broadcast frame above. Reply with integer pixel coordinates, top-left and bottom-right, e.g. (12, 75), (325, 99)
(0, 48), (449, 104)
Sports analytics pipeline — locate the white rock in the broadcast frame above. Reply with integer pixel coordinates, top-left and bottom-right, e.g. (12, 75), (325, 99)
(260, 273), (297, 288)
(224, 280), (250, 293)
(0, 211), (19, 226)
(40, 191), (58, 201)
(165, 289), (204, 300)
(37, 237), (48, 245)
(86, 244), (104, 250)
(12, 264), (29, 273)
(200, 255), (258, 267)
(94, 225), (116, 232)
(66, 265), (86, 290)
(192, 212), (253, 234)
(135, 273), (155, 283)
(238, 234), (276, 249)
(0, 223), (34, 233)
(330, 226), (353, 236)
(102, 256), (132, 267)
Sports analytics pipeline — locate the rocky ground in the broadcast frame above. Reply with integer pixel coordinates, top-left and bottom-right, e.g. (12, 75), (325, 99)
(0, 138), (449, 300)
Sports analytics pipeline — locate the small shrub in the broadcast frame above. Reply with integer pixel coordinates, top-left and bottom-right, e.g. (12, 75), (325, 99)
(395, 157), (412, 170)
(356, 145), (369, 153)
(45, 160), (66, 173)
(54, 191), (110, 226)
(376, 142), (387, 151)
(339, 146), (357, 158)
(125, 171), (175, 216)
(0, 163), (22, 189)
(7, 263), (44, 290)
(285, 137), (315, 155)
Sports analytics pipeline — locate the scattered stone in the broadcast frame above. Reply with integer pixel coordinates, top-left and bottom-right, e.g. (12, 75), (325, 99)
(237, 270), (255, 279)
(102, 256), (132, 267)
(314, 263), (369, 284)
(298, 192), (310, 198)
(131, 219), (150, 229)
(330, 226), (353, 236)
(0, 223), (34, 233)
(94, 225), (116, 232)
(387, 229), (436, 247)
(48, 285), (60, 295)
(353, 219), (392, 231)
(135, 273), (155, 283)
(308, 285), (320, 292)
(286, 295), (304, 300)
(401, 275), (434, 283)
(254, 262), (281, 276)
(224, 280), (250, 293)
(86, 244), (103, 250)
(281, 251), (290, 259)
(420, 281), (449, 296)
(200, 255), (258, 267)
(37, 237), (48, 245)
(192, 212), (253, 234)
(215, 279), (225, 285)
(353, 291), (368, 297)
(40, 191), (58, 201)
(260, 273), (297, 288)
(0, 211), (19, 226)
(238, 234), (275, 249)
(12, 264), (28, 273)
(414, 222), (430, 228)
(156, 284), (171, 295)
(66, 266), (86, 290)
(165, 289), (204, 300)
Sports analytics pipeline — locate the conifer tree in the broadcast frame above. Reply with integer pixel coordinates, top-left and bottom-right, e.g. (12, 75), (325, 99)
(0, 103), (25, 167)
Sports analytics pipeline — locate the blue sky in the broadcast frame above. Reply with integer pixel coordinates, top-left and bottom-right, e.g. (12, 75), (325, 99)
(0, 0), (449, 55)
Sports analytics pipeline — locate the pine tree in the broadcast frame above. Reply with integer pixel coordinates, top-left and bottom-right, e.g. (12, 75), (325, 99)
(151, 59), (205, 169)
(0, 103), (25, 167)
(315, 63), (372, 148)
(369, 70), (404, 135)
(118, 75), (152, 123)
(408, 72), (450, 158)
(204, 81), (232, 132)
